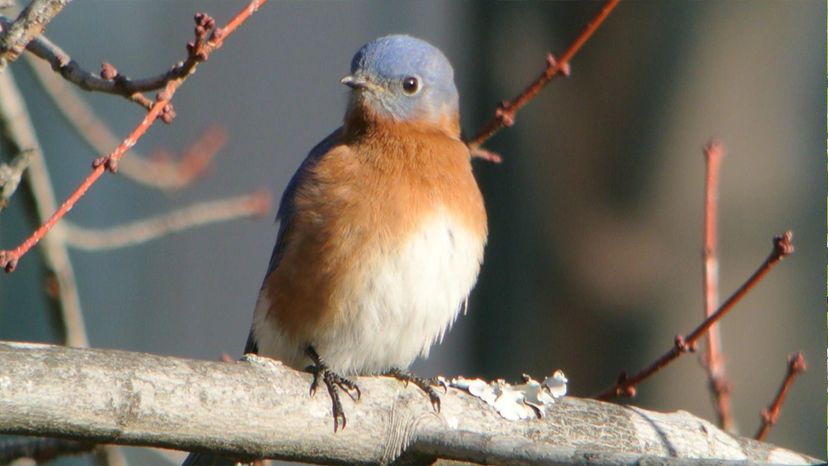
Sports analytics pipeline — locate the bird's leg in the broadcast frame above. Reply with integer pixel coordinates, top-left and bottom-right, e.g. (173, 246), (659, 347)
(386, 368), (445, 412)
(305, 345), (360, 432)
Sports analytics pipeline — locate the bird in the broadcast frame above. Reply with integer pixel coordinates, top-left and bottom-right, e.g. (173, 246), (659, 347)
(183, 33), (486, 465)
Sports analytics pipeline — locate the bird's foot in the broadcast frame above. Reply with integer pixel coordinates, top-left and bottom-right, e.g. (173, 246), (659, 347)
(306, 346), (360, 432)
(386, 368), (445, 412)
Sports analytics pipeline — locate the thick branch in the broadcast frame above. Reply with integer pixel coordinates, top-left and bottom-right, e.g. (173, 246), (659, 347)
(0, 342), (818, 465)
(0, 0), (68, 69)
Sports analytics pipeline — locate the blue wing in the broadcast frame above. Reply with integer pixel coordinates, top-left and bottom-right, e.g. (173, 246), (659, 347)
(242, 127), (342, 356)
(265, 127), (343, 276)
(183, 129), (344, 466)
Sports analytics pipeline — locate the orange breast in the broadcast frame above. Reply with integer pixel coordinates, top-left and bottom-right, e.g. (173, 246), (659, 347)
(262, 119), (487, 345)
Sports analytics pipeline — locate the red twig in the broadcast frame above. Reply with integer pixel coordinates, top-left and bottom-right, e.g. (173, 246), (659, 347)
(0, 0), (267, 272)
(594, 232), (795, 401)
(467, 0), (620, 156)
(6, 0), (264, 109)
(755, 352), (807, 441)
(701, 140), (733, 430)
(0, 86), (172, 273)
(25, 54), (226, 191)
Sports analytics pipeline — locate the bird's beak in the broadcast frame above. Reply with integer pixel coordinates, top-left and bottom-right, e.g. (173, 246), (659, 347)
(341, 74), (368, 90)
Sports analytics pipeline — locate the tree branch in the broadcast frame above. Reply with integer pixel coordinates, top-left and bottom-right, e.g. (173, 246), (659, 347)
(60, 190), (270, 252)
(0, 0), (267, 273)
(0, 0), (68, 69)
(0, 147), (32, 211)
(0, 69), (88, 347)
(701, 140), (733, 431)
(467, 0), (619, 155)
(755, 352), (807, 441)
(0, 342), (818, 465)
(595, 232), (794, 401)
(0, 22), (154, 109)
(25, 53), (226, 190)
(1, 0), (266, 109)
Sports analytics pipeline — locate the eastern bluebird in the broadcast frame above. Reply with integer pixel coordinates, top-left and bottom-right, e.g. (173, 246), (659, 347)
(184, 34), (486, 464)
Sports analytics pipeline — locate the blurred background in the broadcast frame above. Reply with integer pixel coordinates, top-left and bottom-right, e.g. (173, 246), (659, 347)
(0, 1), (824, 463)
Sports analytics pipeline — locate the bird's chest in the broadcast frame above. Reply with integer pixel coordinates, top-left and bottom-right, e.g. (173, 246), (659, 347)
(260, 130), (487, 373)
(317, 207), (485, 373)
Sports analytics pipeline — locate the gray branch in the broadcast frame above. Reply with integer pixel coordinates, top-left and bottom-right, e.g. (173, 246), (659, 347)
(0, 147), (31, 211)
(0, 342), (819, 465)
(0, 11), (197, 108)
(0, 0), (69, 69)
(0, 70), (88, 347)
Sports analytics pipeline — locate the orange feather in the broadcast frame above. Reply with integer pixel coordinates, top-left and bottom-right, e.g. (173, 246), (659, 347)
(262, 114), (486, 348)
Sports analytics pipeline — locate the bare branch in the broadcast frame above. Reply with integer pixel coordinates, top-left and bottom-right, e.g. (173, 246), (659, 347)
(0, 342), (818, 465)
(26, 54), (226, 189)
(755, 352), (807, 441)
(595, 232), (795, 401)
(0, 147), (32, 211)
(1, 0), (265, 109)
(701, 140), (733, 431)
(467, 0), (620, 155)
(0, 0), (69, 69)
(25, 53), (228, 189)
(0, 69), (88, 347)
(0, 0), (267, 272)
(61, 190), (270, 251)
(0, 23), (153, 109)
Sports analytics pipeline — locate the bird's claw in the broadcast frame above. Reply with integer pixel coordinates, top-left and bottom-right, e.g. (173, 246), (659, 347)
(306, 346), (360, 432)
(387, 368), (443, 413)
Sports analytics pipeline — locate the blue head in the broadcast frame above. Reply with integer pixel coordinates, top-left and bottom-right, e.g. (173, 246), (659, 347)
(341, 35), (459, 125)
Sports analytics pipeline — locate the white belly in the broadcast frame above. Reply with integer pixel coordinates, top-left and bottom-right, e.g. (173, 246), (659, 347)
(253, 210), (485, 374)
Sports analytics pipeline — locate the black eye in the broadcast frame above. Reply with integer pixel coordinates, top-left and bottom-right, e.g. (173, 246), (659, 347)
(402, 76), (420, 95)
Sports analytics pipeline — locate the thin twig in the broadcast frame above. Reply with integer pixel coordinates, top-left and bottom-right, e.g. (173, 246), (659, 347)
(0, 0), (267, 273)
(467, 145), (503, 164)
(0, 68), (88, 347)
(467, 0), (620, 156)
(0, 147), (33, 211)
(700, 140), (733, 431)
(754, 352), (807, 441)
(61, 190), (270, 251)
(2, 0), (262, 109)
(594, 232), (795, 401)
(25, 54), (226, 190)
(0, 0), (68, 69)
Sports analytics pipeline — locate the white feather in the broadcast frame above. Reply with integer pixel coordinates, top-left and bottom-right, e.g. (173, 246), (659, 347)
(253, 209), (484, 374)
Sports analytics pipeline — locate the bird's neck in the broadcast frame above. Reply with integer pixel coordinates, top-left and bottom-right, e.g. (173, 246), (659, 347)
(343, 105), (461, 141)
